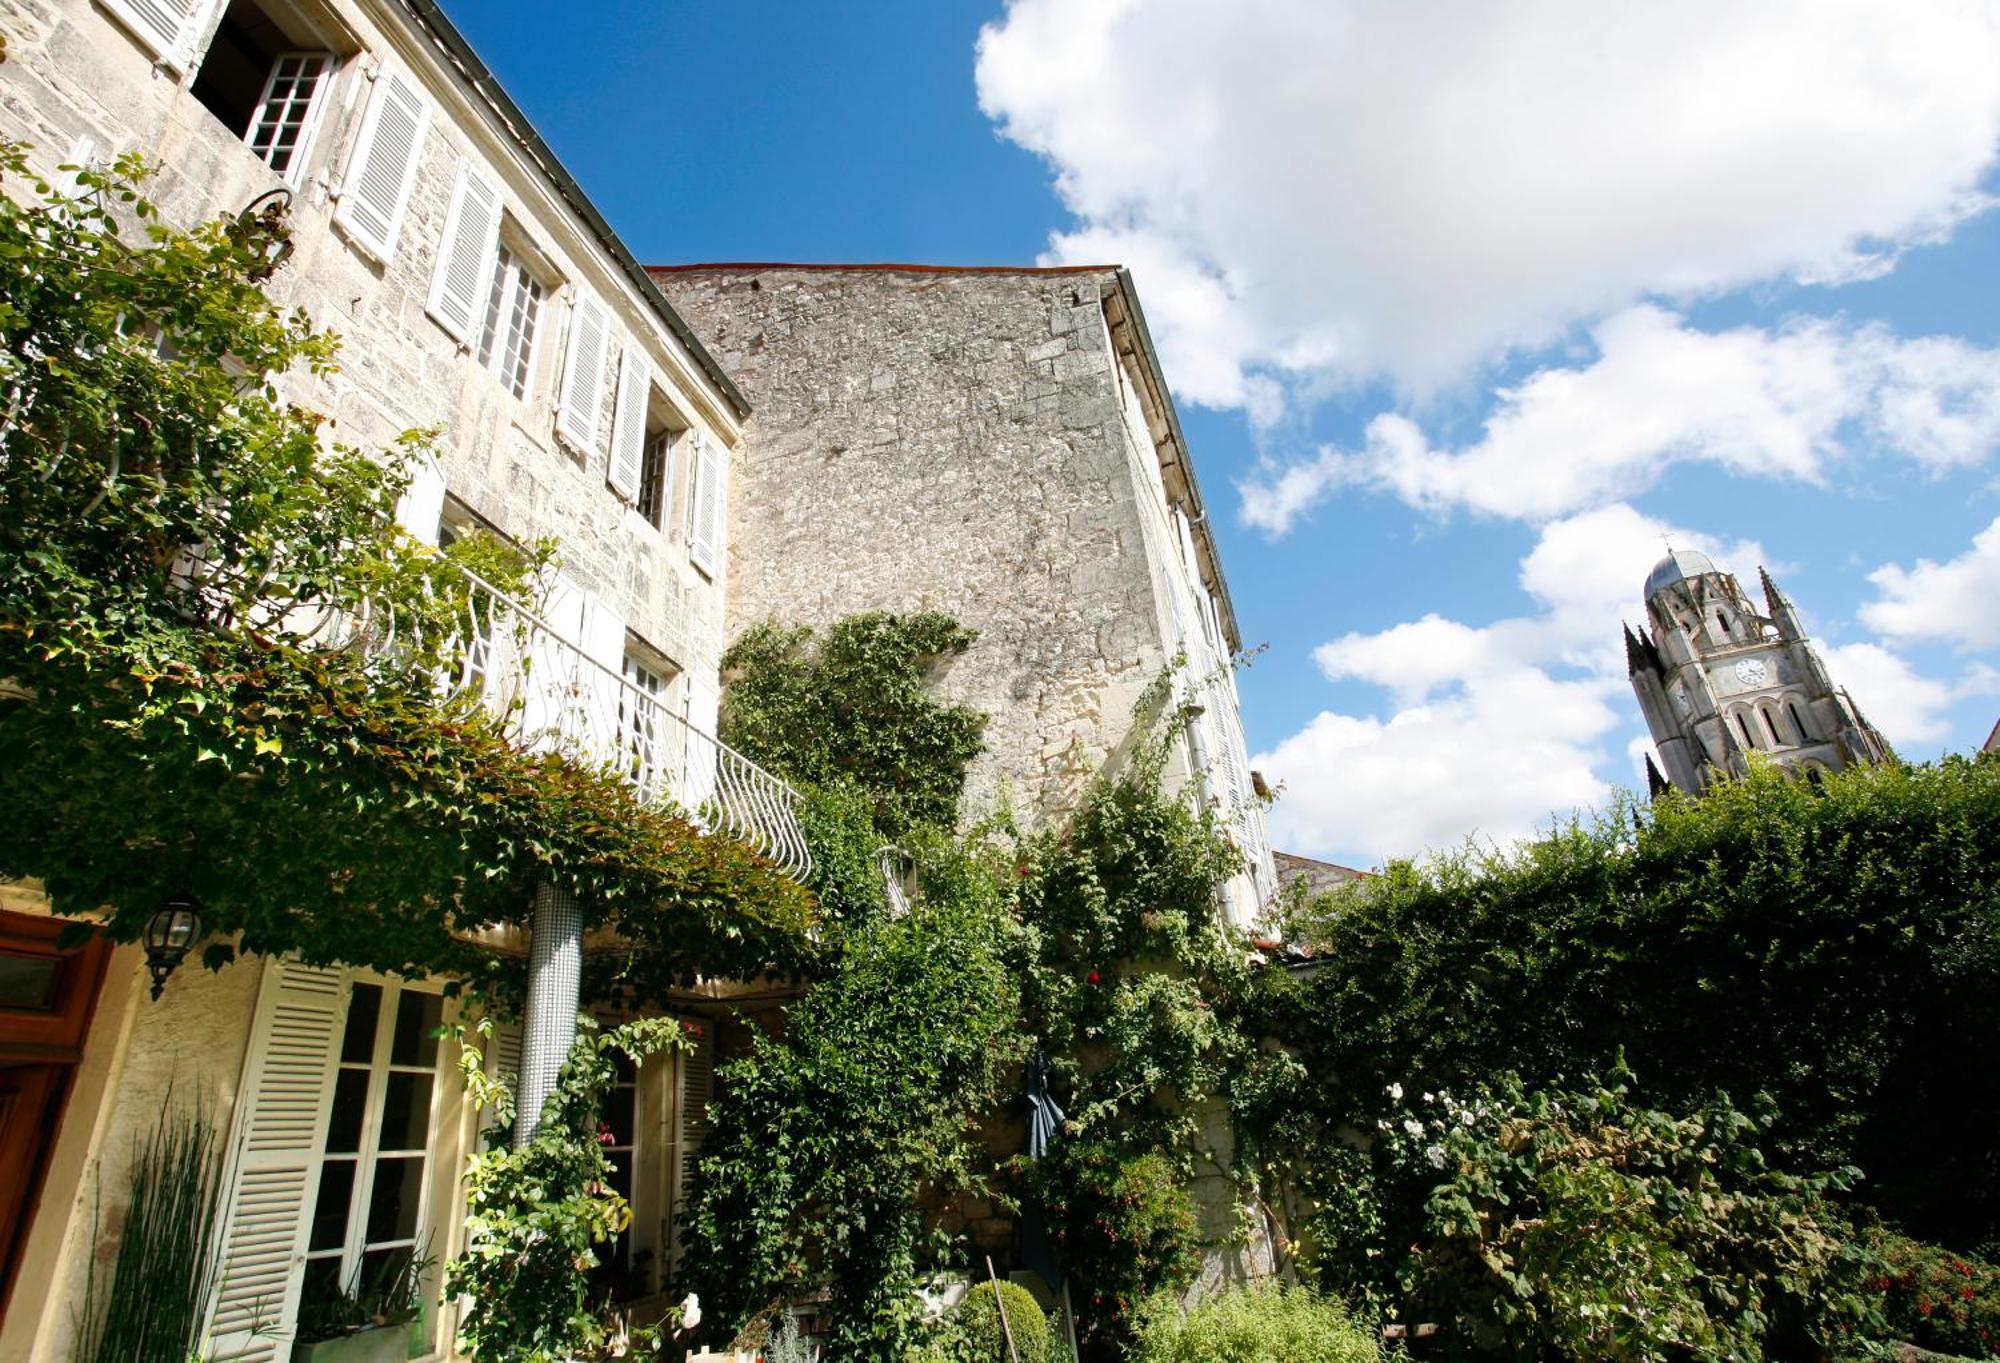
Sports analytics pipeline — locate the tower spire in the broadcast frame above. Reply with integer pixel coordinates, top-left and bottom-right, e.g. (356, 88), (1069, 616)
(1644, 753), (1669, 800)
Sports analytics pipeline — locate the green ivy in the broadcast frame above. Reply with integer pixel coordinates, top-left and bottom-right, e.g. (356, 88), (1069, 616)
(721, 613), (986, 840)
(449, 1014), (694, 1362)
(0, 145), (816, 992)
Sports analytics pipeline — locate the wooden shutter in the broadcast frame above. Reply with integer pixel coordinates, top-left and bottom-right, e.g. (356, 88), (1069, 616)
(608, 347), (651, 501)
(333, 66), (430, 263)
(669, 1022), (715, 1265)
(687, 436), (726, 577)
(207, 959), (349, 1362)
(556, 294), (612, 454)
(99, 0), (219, 69)
(394, 453), (447, 545)
(426, 159), (502, 345)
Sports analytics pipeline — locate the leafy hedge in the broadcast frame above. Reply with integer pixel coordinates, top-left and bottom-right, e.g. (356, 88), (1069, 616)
(1254, 757), (2000, 1256)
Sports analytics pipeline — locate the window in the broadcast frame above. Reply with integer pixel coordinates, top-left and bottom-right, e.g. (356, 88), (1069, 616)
(589, 1049), (646, 1299)
(1736, 711), (1758, 750)
(300, 979), (442, 1327)
(620, 652), (673, 803)
(1788, 699), (1813, 744)
(638, 430), (677, 530)
(1761, 706), (1782, 747)
(478, 244), (546, 400)
(188, 1), (337, 180)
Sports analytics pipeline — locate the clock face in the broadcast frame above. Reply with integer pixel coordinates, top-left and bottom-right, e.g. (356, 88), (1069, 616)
(1734, 657), (1770, 687)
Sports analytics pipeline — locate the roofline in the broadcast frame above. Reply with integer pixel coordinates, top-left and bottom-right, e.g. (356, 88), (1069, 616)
(1107, 267), (1244, 653)
(649, 262), (1121, 277)
(397, 0), (751, 421)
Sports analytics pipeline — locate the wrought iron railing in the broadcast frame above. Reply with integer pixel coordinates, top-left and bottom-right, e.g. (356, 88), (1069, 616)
(328, 565), (813, 880)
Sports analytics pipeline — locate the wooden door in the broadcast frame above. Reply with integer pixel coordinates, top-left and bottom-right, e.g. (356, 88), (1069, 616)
(0, 910), (112, 1317)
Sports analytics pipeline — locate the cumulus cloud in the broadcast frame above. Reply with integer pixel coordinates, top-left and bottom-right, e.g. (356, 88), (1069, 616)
(1818, 643), (1965, 746)
(977, 0), (2000, 404)
(1237, 308), (2000, 533)
(972, 0), (2000, 403)
(1861, 516), (2000, 650)
(1257, 505), (1764, 862)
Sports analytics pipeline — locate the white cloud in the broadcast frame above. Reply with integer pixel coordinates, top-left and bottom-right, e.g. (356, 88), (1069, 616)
(1861, 516), (2000, 650)
(1258, 505), (1766, 862)
(1818, 643), (1961, 745)
(1237, 307), (2000, 533)
(976, 0), (2000, 404)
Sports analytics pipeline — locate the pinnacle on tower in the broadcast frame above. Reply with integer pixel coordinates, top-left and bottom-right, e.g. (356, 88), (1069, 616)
(1623, 623), (1658, 677)
(1644, 753), (1670, 799)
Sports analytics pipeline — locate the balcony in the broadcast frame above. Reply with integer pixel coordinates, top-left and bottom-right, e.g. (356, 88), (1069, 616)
(330, 565), (813, 881)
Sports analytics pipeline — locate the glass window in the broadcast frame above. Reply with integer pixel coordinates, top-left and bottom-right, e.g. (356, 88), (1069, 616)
(477, 244), (546, 400)
(638, 430), (675, 530)
(589, 1049), (645, 1299)
(300, 979), (442, 1331)
(621, 655), (671, 803)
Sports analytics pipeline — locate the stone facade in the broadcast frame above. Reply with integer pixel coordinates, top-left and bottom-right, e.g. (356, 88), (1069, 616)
(0, 2), (748, 1357)
(654, 264), (1277, 921)
(1627, 550), (1891, 794)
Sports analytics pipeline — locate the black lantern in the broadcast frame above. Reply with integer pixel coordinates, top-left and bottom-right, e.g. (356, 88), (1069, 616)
(144, 897), (201, 1000)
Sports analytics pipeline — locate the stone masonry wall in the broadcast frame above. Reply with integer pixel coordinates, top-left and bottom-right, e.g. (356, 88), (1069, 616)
(654, 266), (1175, 826)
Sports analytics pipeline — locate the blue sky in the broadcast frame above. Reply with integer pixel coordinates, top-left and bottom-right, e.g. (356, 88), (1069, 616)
(455, 0), (2000, 867)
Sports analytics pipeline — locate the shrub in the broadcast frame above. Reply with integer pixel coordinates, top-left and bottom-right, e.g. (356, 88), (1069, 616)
(1032, 1141), (1200, 1361)
(1129, 1283), (1382, 1363)
(1393, 1061), (1879, 1362)
(953, 1280), (1053, 1363)
(1865, 1232), (2000, 1359)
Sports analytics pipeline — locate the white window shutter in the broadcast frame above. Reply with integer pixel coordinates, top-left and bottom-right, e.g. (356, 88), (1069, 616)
(671, 1023), (715, 1234)
(333, 66), (430, 263)
(394, 452), (447, 545)
(681, 669), (720, 810)
(426, 159), (501, 345)
(608, 347), (650, 501)
(99, 0), (219, 69)
(687, 436), (727, 577)
(556, 294), (612, 454)
(479, 1018), (523, 1151)
(207, 959), (349, 1363)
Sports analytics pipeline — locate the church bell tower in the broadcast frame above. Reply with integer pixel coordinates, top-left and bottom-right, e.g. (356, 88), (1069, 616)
(1625, 549), (1891, 796)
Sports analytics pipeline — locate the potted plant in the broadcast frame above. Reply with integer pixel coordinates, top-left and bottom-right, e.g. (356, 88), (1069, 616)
(291, 1245), (435, 1363)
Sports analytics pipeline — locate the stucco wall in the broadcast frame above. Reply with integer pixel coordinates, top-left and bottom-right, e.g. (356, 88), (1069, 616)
(655, 266), (1180, 826)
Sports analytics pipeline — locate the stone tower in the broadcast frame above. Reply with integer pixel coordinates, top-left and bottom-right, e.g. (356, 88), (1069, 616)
(1625, 549), (1891, 795)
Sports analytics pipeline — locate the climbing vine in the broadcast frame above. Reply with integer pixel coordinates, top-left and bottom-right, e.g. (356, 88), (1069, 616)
(0, 146), (815, 991)
(722, 612), (986, 840)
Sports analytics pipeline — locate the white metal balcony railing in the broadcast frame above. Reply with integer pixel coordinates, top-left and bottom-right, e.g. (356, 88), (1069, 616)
(326, 566), (812, 881)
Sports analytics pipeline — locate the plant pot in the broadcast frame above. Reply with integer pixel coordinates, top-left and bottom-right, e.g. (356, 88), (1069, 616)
(290, 1323), (414, 1363)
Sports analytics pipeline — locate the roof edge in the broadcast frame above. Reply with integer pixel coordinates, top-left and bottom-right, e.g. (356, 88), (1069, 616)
(398, 0), (750, 421)
(648, 262), (1122, 277)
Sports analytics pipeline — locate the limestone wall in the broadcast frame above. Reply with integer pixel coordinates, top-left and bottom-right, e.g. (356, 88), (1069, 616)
(0, 0), (739, 684)
(654, 266), (1183, 826)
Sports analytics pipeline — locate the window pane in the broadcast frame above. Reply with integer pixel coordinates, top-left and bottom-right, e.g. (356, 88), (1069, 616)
(309, 1159), (356, 1252)
(0, 955), (61, 1010)
(341, 983), (382, 1064)
(358, 1245), (416, 1312)
(390, 991), (442, 1068)
(378, 1071), (435, 1152)
(602, 1082), (635, 1147)
(325, 1067), (371, 1154)
(365, 1157), (425, 1244)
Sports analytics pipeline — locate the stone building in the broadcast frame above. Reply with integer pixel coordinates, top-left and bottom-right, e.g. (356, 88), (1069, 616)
(0, 0), (808, 1356)
(652, 264), (1278, 926)
(1626, 548), (1891, 795)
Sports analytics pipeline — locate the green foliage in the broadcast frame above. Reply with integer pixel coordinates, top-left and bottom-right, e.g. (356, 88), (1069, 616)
(72, 1092), (226, 1363)
(1864, 1231), (2000, 1359)
(794, 776), (890, 927)
(722, 613), (986, 839)
(1389, 1062), (1878, 1362)
(680, 869), (1026, 1358)
(1030, 1142), (1201, 1361)
(0, 146), (816, 990)
(447, 1014), (691, 1363)
(1261, 757), (2000, 1254)
(1128, 1283), (1382, 1363)
(950, 1280), (1054, 1363)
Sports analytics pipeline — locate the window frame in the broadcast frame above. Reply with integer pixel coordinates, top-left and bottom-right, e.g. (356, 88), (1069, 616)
(476, 235), (551, 403)
(298, 974), (446, 1322)
(242, 48), (338, 183)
